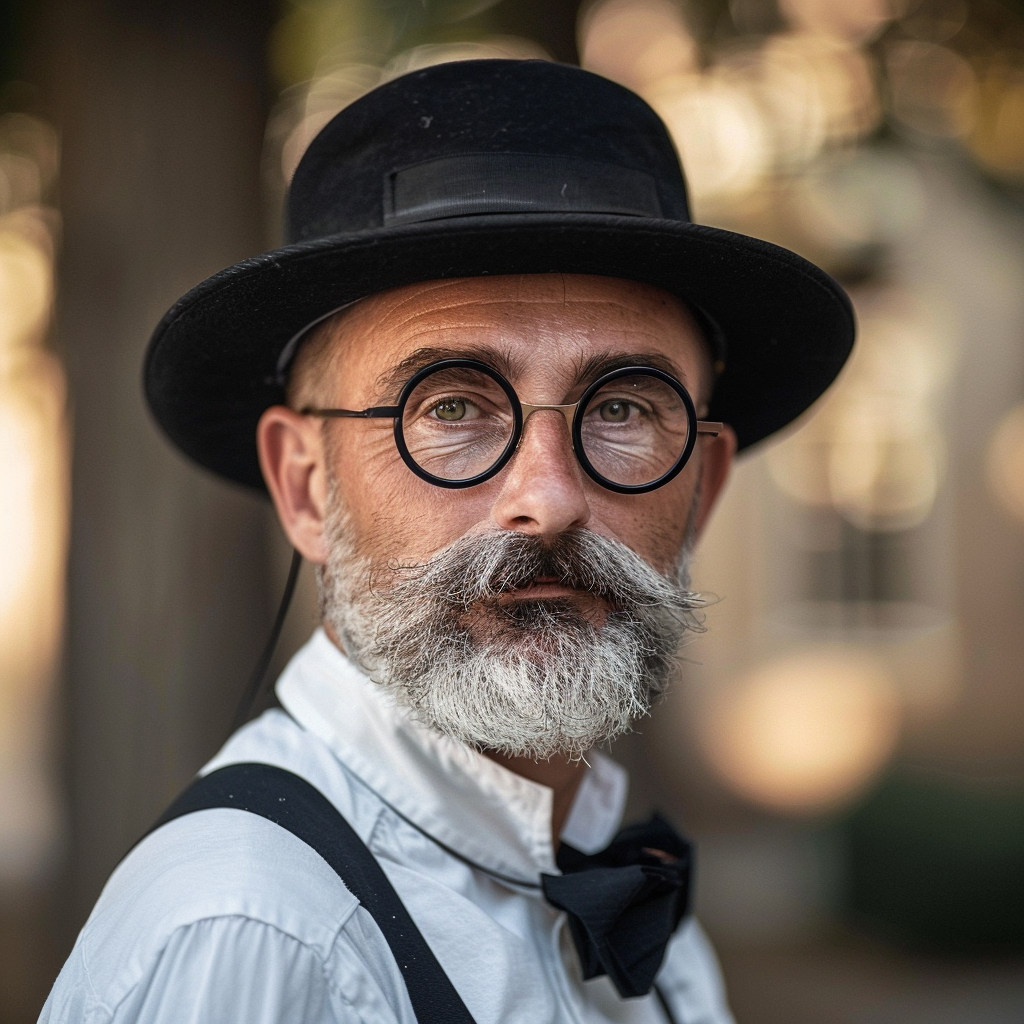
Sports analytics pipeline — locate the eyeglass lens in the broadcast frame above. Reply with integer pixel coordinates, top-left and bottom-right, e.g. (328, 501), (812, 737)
(401, 366), (692, 487)
(581, 373), (691, 487)
(402, 366), (516, 482)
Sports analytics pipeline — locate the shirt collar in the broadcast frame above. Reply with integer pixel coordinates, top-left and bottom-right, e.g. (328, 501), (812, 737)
(276, 628), (628, 883)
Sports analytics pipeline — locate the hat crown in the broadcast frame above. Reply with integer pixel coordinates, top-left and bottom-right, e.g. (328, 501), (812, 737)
(286, 59), (691, 243)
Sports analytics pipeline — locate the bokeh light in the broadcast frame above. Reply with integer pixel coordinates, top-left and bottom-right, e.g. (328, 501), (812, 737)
(887, 40), (978, 137)
(576, 0), (890, 217)
(0, 392), (40, 624)
(778, 0), (896, 42)
(574, 0), (1024, 208)
(969, 61), (1024, 182)
(0, 111), (66, 883)
(578, 0), (698, 92)
(767, 287), (953, 532)
(701, 648), (902, 814)
(727, 32), (880, 164)
(649, 74), (771, 202)
(986, 403), (1024, 525)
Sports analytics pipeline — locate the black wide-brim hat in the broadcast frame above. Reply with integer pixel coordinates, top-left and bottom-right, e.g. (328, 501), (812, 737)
(145, 59), (854, 490)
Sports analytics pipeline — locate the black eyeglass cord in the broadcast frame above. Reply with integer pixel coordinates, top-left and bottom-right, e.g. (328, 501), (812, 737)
(230, 548), (303, 734)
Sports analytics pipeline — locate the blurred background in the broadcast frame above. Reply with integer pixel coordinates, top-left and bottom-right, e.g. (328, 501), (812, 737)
(1, 0), (1024, 1019)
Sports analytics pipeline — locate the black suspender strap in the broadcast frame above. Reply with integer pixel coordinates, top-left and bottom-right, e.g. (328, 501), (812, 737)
(151, 762), (477, 1024)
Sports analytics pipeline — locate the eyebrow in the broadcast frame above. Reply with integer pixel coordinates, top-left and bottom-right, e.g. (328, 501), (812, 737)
(570, 351), (689, 392)
(375, 346), (691, 400)
(374, 346), (526, 399)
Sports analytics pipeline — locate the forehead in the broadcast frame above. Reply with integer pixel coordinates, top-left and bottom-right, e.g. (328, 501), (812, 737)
(320, 274), (708, 396)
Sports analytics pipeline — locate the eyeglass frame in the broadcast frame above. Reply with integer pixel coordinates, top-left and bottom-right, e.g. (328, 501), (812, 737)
(300, 357), (724, 495)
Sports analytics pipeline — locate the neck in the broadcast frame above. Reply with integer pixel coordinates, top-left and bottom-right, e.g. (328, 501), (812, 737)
(484, 750), (587, 844)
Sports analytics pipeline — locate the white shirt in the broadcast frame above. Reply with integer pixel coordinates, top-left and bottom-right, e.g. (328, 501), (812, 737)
(41, 629), (735, 1024)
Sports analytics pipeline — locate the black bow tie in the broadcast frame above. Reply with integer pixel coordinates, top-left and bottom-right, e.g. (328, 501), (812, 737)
(541, 814), (693, 999)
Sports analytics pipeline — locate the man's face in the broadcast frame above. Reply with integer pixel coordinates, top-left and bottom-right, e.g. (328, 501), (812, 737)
(260, 273), (736, 758)
(306, 273), (717, 573)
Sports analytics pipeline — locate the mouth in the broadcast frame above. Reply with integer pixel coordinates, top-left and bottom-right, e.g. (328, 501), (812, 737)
(499, 576), (582, 602)
(490, 578), (612, 627)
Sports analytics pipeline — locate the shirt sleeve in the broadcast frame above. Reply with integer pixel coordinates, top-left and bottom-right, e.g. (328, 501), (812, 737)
(103, 916), (361, 1024)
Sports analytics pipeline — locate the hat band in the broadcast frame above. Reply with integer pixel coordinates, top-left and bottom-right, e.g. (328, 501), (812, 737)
(383, 153), (665, 226)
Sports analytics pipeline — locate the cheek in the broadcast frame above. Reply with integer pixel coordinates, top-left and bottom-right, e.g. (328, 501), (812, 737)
(593, 467), (697, 572)
(329, 426), (494, 561)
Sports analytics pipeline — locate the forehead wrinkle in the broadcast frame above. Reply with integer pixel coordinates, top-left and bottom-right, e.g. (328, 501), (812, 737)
(361, 277), (569, 324)
(343, 279), (705, 383)
(361, 278), (669, 334)
(375, 294), (589, 334)
(337, 281), (496, 345)
(354, 276), (697, 339)
(374, 304), (688, 362)
(356, 273), (694, 324)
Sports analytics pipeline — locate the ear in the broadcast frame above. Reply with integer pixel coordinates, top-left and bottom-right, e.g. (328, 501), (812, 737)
(257, 406), (332, 564)
(690, 424), (738, 541)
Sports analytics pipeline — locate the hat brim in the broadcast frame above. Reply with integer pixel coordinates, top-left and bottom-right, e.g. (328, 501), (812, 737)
(144, 213), (854, 490)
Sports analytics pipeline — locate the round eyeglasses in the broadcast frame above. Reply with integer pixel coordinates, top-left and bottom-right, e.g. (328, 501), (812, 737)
(301, 358), (724, 494)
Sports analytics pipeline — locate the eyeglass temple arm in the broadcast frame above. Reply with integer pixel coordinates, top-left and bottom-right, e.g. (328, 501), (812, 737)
(697, 421), (724, 436)
(301, 406), (400, 418)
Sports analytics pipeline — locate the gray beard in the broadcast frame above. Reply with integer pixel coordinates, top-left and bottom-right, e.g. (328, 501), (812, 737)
(318, 505), (705, 760)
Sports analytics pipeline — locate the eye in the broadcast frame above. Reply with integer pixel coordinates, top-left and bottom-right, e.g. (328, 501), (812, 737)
(599, 399), (635, 422)
(430, 397), (473, 421)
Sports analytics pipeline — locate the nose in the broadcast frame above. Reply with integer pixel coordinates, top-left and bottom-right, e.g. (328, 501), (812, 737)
(490, 408), (591, 537)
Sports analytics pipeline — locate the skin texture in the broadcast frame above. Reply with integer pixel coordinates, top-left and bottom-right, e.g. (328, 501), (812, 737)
(258, 273), (737, 840)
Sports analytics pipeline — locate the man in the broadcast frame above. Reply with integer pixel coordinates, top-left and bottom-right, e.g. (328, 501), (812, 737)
(42, 59), (853, 1023)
